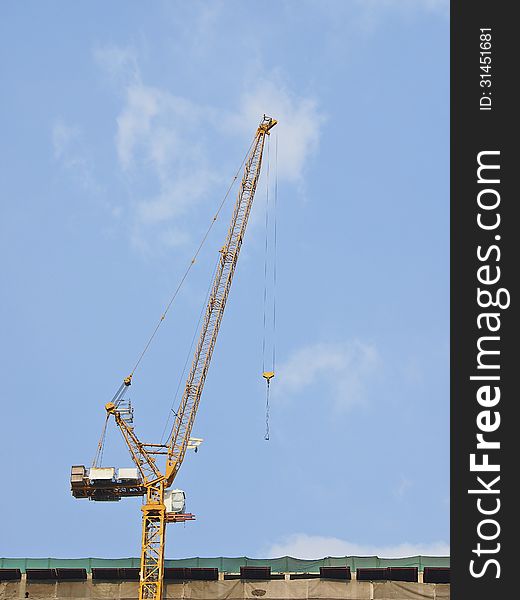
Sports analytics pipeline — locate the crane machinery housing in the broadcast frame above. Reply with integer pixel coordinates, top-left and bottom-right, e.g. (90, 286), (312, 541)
(71, 115), (277, 600)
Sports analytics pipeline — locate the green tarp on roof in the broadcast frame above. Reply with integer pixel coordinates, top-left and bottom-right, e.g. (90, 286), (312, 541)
(0, 555), (449, 573)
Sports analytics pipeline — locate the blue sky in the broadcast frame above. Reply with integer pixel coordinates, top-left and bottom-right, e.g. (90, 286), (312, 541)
(0, 1), (449, 560)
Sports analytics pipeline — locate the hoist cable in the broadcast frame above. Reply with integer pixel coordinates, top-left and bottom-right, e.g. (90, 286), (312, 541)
(273, 132), (278, 374)
(95, 134), (257, 463)
(264, 380), (271, 441)
(263, 133), (278, 441)
(98, 419), (108, 467)
(92, 413), (110, 468)
(262, 136), (271, 375)
(127, 134), (257, 380)
(261, 134), (279, 441)
(93, 381), (130, 466)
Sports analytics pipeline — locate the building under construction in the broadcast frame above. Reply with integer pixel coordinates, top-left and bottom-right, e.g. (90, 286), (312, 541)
(1, 556), (450, 600)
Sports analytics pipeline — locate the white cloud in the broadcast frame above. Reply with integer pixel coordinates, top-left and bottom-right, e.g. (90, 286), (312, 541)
(94, 46), (217, 251)
(227, 79), (324, 183)
(52, 120), (80, 160)
(93, 43), (139, 86)
(51, 119), (99, 194)
(136, 172), (217, 226)
(114, 83), (219, 252)
(265, 533), (449, 559)
(394, 475), (413, 498)
(275, 341), (379, 410)
(169, 2), (225, 56)
(92, 43), (324, 252)
(116, 85), (161, 170)
(116, 85), (207, 175)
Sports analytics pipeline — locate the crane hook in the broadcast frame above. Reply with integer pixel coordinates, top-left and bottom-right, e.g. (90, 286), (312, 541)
(262, 372), (274, 441)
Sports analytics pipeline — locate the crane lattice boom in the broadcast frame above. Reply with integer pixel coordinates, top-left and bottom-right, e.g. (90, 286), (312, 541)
(165, 116), (276, 486)
(71, 115), (277, 600)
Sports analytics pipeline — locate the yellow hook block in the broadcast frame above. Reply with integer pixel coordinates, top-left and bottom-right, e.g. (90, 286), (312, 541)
(262, 371), (275, 382)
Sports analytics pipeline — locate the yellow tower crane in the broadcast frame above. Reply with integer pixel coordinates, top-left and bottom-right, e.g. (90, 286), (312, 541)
(70, 115), (277, 600)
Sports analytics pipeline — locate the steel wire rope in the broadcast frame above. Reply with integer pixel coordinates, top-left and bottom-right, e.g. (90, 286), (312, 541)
(98, 416), (108, 467)
(125, 134), (258, 384)
(262, 135), (277, 440)
(265, 133), (279, 441)
(265, 382), (271, 441)
(273, 132), (278, 378)
(92, 381), (129, 466)
(95, 134), (257, 462)
(262, 136), (271, 376)
(92, 414), (110, 467)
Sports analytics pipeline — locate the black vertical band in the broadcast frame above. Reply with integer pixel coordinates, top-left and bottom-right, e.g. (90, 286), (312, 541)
(451, 3), (516, 597)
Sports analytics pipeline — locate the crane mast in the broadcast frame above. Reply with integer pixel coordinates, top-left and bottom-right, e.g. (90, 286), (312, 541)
(72, 115), (277, 600)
